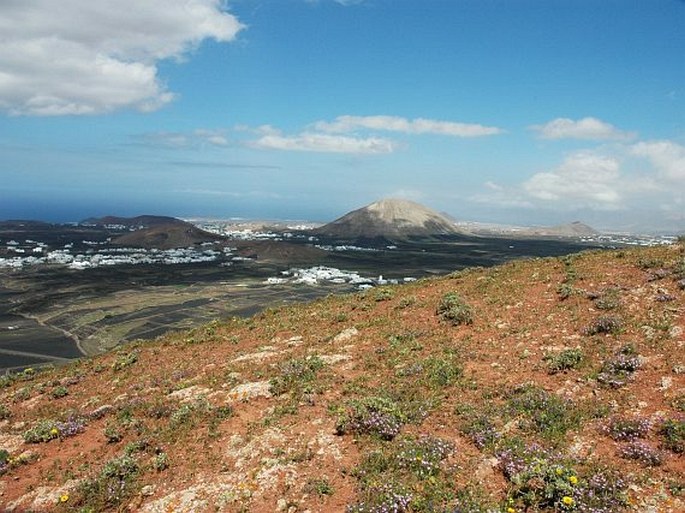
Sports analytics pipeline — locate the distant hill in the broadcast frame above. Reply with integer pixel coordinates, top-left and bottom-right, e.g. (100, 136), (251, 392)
(314, 198), (461, 240)
(111, 223), (223, 249)
(81, 215), (187, 228)
(0, 220), (54, 230)
(455, 220), (599, 239)
(526, 221), (599, 238)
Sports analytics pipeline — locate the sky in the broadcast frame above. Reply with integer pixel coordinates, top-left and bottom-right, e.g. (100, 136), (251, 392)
(0, 0), (684, 233)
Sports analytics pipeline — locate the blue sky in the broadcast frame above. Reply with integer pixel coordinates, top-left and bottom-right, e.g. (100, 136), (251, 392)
(0, 0), (683, 232)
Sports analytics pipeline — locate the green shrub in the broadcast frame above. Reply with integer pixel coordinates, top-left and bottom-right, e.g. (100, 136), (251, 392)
(436, 292), (473, 326)
(269, 355), (324, 396)
(660, 418), (685, 453)
(304, 477), (334, 497)
(557, 283), (574, 300)
(374, 288), (395, 302)
(507, 384), (581, 440)
(23, 416), (85, 443)
(396, 295), (417, 309)
(347, 435), (454, 512)
(51, 385), (69, 399)
(458, 409), (500, 450)
(335, 396), (408, 440)
(593, 288), (621, 310)
(112, 350), (139, 371)
(422, 354), (463, 388)
(583, 315), (623, 336)
(78, 454), (139, 508)
(153, 452), (169, 471)
(104, 424), (123, 443)
(597, 344), (642, 388)
(544, 348), (583, 374)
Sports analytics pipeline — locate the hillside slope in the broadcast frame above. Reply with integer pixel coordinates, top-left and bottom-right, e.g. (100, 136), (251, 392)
(1, 244), (683, 512)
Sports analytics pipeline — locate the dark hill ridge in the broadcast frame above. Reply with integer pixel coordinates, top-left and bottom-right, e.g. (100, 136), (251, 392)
(111, 223), (223, 250)
(82, 215), (188, 228)
(0, 220), (54, 230)
(1, 242), (683, 512)
(80, 215), (224, 249)
(314, 198), (461, 240)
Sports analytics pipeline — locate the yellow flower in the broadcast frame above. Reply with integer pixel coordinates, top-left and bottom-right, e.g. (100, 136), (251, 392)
(507, 508), (516, 513)
(59, 493), (69, 503)
(50, 427), (59, 436)
(562, 496), (575, 506)
(569, 475), (578, 485)
(555, 468), (563, 475)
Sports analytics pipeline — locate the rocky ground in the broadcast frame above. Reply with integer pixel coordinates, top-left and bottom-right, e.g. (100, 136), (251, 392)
(0, 242), (683, 512)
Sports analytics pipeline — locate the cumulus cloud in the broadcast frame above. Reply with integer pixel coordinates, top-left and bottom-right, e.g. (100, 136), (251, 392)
(631, 140), (685, 182)
(314, 115), (503, 137)
(530, 117), (635, 141)
(0, 0), (244, 116)
(523, 152), (623, 208)
(250, 132), (396, 154)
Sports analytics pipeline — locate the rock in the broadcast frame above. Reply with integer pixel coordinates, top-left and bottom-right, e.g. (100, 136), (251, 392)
(286, 336), (304, 347)
(474, 457), (499, 481)
(318, 354), (351, 365)
(659, 376), (673, 390)
(226, 381), (272, 403)
(277, 498), (288, 511)
(333, 327), (358, 343)
(89, 404), (114, 419)
(0, 433), (24, 453)
(233, 350), (279, 363)
(141, 485), (156, 497)
(167, 385), (212, 404)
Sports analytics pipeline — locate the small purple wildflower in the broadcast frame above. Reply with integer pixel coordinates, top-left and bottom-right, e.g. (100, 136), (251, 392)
(336, 397), (407, 440)
(583, 315), (623, 336)
(396, 436), (453, 478)
(56, 415), (86, 437)
(604, 416), (651, 441)
(620, 440), (663, 466)
(597, 346), (642, 388)
(347, 482), (412, 513)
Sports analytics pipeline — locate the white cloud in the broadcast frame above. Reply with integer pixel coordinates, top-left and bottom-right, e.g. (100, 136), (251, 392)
(314, 115), (503, 137)
(138, 129), (229, 148)
(250, 132), (396, 154)
(530, 117), (635, 141)
(484, 181), (504, 191)
(523, 152), (623, 208)
(0, 0), (244, 116)
(631, 140), (685, 182)
(194, 129), (229, 147)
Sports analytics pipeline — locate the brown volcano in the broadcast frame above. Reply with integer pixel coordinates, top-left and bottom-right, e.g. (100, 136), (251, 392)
(314, 198), (461, 240)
